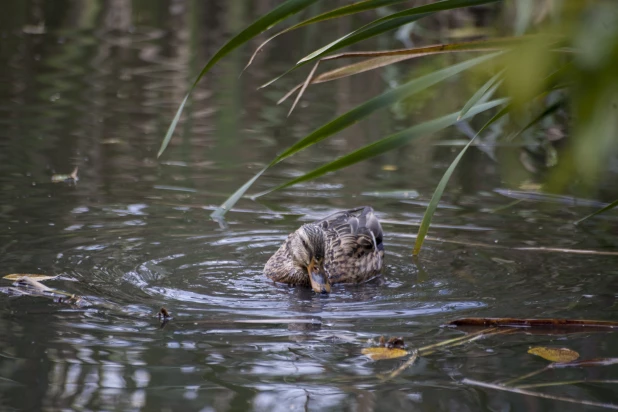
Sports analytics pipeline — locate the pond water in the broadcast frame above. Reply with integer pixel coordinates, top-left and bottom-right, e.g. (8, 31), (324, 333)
(1, 1), (618, 411)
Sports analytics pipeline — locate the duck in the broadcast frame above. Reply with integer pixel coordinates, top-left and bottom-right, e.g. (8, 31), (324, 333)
(264, 207), (384, 293)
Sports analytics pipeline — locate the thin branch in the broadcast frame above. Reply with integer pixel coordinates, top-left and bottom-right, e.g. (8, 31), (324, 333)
(463, 379), (618, 410)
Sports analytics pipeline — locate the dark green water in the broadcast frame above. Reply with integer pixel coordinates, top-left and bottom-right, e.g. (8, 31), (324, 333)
(1, 1), (618, 411)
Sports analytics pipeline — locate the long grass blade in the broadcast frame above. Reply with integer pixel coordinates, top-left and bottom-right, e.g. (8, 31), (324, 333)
(299, 0), (502, 64)
(210, 167), (268, 219)
(574, 199), (618, 225)
(412, 103), (511, 256)
(275, 53), (500, 163)
(213, 53), (500, 218)
(245, 0), (411, 71)
(158, 94), (190, 158)
(158, 0), (319, 157)
(458, 70), (504, 120)
(288, 60), (321, 116)
(281, 39), (514, 105)
(508, 98), (565, 141)
(253, 99), (507, 198)
(261, 0), (501, 88)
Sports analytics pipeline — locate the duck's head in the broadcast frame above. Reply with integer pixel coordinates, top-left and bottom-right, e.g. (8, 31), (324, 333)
(290, 224), (330, 294)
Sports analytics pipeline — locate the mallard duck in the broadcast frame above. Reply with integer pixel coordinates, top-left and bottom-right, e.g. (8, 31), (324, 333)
(264, 207), (384, 293)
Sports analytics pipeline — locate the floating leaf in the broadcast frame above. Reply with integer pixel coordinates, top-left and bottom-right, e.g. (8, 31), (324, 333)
(3, 274), (57, 282)
(13, 277), (52, 292)
(528, 347), (580, 362)
(381, 165), (398, 171)
(362, 347), (408, 361)
(51, 167), (78, 183)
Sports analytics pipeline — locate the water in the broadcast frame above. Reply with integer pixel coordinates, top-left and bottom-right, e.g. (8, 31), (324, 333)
(1, 1), (618, 411)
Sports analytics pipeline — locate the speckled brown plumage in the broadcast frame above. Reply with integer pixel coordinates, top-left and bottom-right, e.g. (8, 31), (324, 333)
(264, 207), (384, 287)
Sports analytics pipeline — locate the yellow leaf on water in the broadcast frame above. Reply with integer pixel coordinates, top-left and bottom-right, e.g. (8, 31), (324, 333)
(382, 165), (398, 171)
(528, 347), (579, 362)
(518, 181), (542, 191)
(362, 347), (408, 361)
(3, 274), (57, 282)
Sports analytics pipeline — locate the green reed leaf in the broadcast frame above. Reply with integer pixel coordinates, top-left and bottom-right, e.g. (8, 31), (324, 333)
(262, 0), (502, 88)
(245, 0), (411, 71)
(275, 52), (500, 163)
(508, 98), (565, 141)
(210, 167), (268, 219)
(252, 99), (507, 198)
(211, 53), (501, 218)
(574, 199), (618, 225)
(158, 0), (319, 158)
(299, 0), (502, 63)
(281, 38), (515, 106)
(458, 69), (504, 120)
(413, 103), (511, 256)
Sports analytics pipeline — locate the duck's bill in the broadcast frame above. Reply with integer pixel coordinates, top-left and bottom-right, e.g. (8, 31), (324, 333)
(307, 259), (330, 294)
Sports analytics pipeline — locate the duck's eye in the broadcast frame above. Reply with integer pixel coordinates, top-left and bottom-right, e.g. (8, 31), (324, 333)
(301, 239), (309, 248)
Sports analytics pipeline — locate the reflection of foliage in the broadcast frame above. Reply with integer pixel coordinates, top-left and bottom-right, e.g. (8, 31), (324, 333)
(160, 0), (618, 251)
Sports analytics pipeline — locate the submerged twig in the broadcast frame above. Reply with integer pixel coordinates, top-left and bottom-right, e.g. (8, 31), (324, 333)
(502, 357), (618, 386)
(404, 235), (618, 256)
(417, 327), (498, 355)
(449, 317), (618, 329)
(517, 379), (618, 389)
(387, 350), (419, 380)
(462, 378), (618, 410)
(501, 366), (549, 386)
(384, 327), (507, 380)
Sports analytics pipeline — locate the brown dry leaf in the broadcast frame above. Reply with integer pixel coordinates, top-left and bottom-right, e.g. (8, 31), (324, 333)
(3, 274), (57, 282)
(528, 346), (579, 362)
(362, 347), (408, 361)
(385, 337), (405, 349)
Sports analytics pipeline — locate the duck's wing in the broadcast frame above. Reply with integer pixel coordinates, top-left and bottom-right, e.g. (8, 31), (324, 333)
(315, 206), (383, 250)
(317, 207), (384, 283)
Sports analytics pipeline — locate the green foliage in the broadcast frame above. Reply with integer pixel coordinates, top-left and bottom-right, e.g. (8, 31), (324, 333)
(254, 99), (506, 199)
(162, 0), (618, 256)
(414, 103), (510, 255)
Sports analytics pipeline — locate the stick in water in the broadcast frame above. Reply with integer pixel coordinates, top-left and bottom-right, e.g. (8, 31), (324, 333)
(463, 378), (618, 410)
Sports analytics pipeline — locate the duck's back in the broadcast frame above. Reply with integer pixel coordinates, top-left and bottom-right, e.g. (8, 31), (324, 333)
(315, 206), (384, 284)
